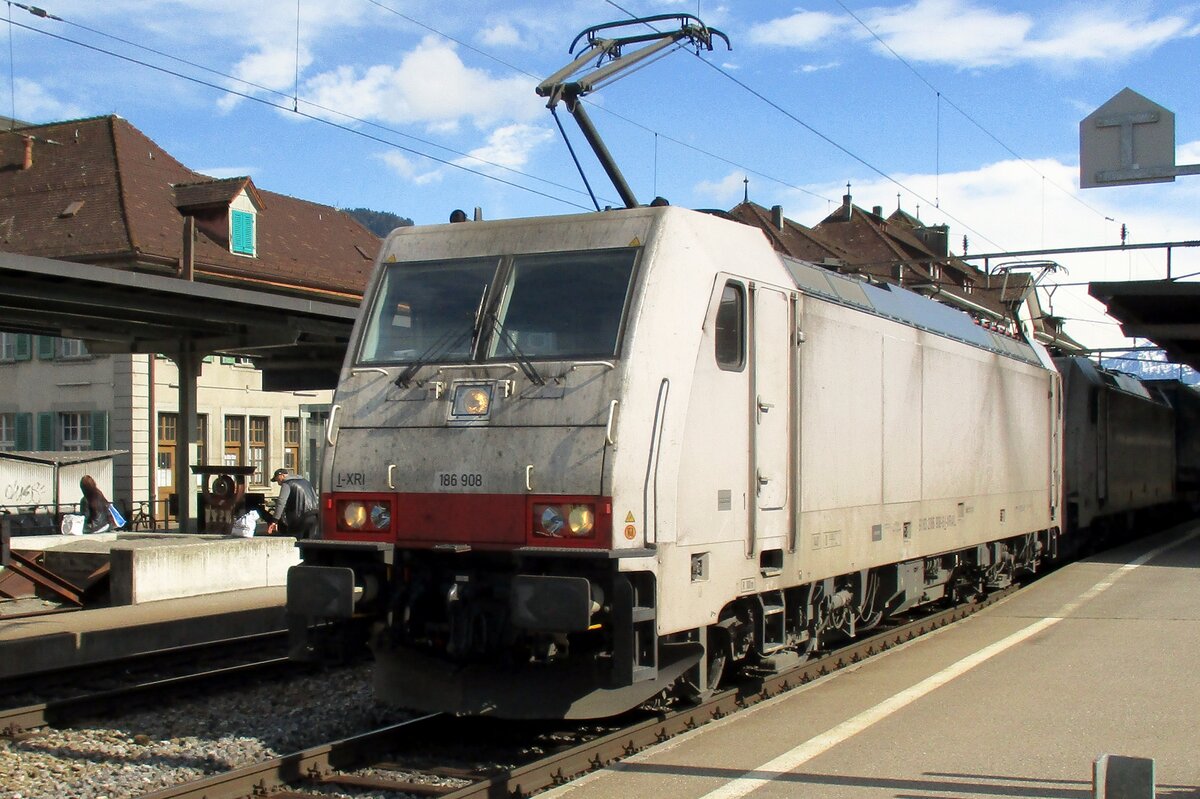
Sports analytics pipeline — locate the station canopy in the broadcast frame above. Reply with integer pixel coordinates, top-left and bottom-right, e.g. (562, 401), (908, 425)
(0, 250), (357, 390)
(1090, 279), (1200, 373)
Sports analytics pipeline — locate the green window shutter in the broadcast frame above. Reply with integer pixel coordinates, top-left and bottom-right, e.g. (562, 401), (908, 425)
(36, 336), (56, 360)
(36, 412), (54, 449)
(91, 411), (109, 450)
(15, 334), (32, 361)
(14, 413), (32, 450)
(231, 209), (255, 255)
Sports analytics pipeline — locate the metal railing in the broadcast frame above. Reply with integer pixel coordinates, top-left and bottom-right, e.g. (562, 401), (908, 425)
(0, 497), (175, 536)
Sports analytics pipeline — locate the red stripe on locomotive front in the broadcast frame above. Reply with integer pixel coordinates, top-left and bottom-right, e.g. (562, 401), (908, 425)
(323, 492), (613, 549)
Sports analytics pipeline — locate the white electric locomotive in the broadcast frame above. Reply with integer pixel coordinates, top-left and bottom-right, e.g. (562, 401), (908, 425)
(287, 205), (1063, 719)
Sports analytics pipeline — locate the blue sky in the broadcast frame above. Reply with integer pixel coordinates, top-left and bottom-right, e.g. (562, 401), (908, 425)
(4, 0), (1199, 350)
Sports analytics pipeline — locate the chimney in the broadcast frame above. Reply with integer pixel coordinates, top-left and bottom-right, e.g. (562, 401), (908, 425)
(842, 185), (853, 221)
(872, 205), (883, 218)
(771, 205), (784, 230)
(22, 137), (33, 170)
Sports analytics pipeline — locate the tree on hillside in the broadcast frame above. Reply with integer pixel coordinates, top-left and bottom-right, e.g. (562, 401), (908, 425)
(343, 207), (414, 238)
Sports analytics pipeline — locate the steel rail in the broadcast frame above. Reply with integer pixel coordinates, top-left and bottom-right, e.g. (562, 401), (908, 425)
(1, 657), (296, 737)
(139, 713), (451, 799)
(434, 587), (1016, 799)
(0, 629), (288, 701)
(137, 587), (1013, 799)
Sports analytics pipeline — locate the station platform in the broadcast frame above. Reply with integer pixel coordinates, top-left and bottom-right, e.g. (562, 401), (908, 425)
(0, 585), (287, 679)
(547, 518), (1200, 799)
(0, 532), (298, 679)
(2, 531), (299, 605)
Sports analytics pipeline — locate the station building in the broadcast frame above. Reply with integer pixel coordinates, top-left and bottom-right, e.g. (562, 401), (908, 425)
(0, 116), (379, 520)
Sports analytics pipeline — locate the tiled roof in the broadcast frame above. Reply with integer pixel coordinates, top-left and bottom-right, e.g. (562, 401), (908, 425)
(727, 202), (851, 265)
(0, 115), (378, 301)
(173, 177), (262, 211)
(731, 194), (1009, 317)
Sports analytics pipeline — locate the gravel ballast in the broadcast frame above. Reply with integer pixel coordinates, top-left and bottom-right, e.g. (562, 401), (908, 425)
(0, 663), (419, 799)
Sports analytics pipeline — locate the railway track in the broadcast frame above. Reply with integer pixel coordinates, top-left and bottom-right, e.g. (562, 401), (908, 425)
(0, 629), (290, 708)
(0, 654), (301, 738)
(139, 587), (1013, 799)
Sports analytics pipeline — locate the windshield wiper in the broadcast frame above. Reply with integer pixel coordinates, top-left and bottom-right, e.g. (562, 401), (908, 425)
(487, 313), (546, 386)
(394, 325), (474, 387)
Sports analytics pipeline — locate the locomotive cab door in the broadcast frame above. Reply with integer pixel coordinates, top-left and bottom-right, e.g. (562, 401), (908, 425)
(749, 284), (794, 557)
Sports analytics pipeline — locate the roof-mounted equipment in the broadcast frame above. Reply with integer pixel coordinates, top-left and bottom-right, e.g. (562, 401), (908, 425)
(536, 14), (730, 210)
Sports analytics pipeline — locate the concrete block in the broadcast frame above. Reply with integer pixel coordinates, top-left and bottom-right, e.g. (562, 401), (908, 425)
(40, 548), (110, 587)
(1094, 754), (1154, 799)
(108, 536), (301, 605)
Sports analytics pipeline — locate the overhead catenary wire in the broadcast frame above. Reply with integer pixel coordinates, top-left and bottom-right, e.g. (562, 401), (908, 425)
(829, 0), (1114, 225)
(1, 14), (596, 211)
(600, 0), (1006, 250)
(364, 0), (835, 204)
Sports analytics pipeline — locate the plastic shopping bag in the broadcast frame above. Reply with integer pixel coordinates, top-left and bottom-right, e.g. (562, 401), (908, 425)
(61, 514), (85, 535)
(108, 503), (126, 529)
(231, 510), (259, 537)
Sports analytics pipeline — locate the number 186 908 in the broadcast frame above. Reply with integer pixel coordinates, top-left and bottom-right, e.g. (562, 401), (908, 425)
(434, 472), (484, 490)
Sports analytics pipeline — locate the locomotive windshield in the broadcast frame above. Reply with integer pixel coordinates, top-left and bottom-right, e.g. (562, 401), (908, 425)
(358, 247), (638, 365)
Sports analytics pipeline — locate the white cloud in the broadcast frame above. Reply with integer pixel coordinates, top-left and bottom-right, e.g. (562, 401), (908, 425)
(747, 9), (847, 47)
(378, 150), (444, 186)
(1021, 8), (1195, 63)
(378, 123), (554, 187)
(479, 23), (522, 48)
(695, 171), (752, 200)
(460, 124), (554, 172)
(799, 61), (841, 74)
(749, 1), (1197, 69)
(861, 0), (1197, 68)
(196, 166), (259, 180)
(11, 79), (87, 123)
(301, 36), (541, 131)
(860, 0), (1031, 67)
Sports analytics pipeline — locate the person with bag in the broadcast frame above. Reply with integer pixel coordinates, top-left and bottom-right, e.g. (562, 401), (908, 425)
(79, 474), (122, 533)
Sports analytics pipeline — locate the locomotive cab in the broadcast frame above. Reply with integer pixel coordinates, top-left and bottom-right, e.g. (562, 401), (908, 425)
(289, 208), (704, 718)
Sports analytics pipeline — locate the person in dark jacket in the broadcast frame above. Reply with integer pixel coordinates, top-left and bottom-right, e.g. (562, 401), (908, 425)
(266, 468), (320, 539)
(79, 475), (112, 533)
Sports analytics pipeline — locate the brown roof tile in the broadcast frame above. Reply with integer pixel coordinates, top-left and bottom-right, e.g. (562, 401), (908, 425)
(0, 115), (379, 301)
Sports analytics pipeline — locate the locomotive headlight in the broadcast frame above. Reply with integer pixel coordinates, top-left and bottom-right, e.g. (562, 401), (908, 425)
(336, 499), (393, 532)
(452, 384), (492, 416)
(568, 505), (595, 536)
(533, 503), (596, 538)
(341, 501), (368, 529)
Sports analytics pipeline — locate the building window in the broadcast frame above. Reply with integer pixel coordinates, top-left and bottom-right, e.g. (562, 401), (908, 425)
(230, 209), (256, 256)
(963, 279), (974, 295)
(61, 412), (92, 452)
(249, 416), (268, 484)
(0, 413), (16, 451)
(57, 338), (89, 359)
(197, 414), (208, 467)
(715, 282), (745, 371)
(157, 412), (177, 494)
(284, 417), (300, 473)
(1, 333), (31, 362)
(929, 263), (941, 280)
(224, 416), (244, 467)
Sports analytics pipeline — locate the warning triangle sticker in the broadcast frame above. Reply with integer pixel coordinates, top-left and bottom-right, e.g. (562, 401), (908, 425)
(625, 512), (636, 523)
(628, 237), (641, 247)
